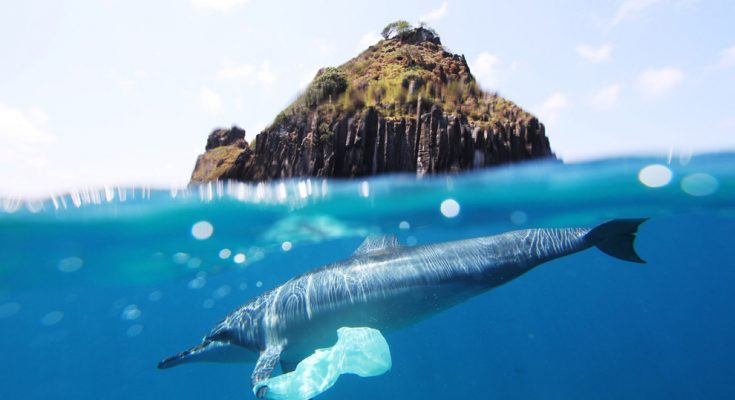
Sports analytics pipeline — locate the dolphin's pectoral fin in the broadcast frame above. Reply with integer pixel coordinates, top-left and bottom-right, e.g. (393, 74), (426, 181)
(354, 235), (401, 256)
(280, 359), (298, 374)
(251, 344), (284, 398)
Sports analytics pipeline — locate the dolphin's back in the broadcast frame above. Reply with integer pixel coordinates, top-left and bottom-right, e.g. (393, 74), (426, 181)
(269, 220), (646, 352)
(264, 228), (593, 356)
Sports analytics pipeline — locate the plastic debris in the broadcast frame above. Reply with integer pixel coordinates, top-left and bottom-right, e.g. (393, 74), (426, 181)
(253, 327), (391, 400)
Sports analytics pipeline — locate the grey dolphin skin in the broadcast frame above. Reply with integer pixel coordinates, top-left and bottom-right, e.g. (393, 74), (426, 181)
(158, 218), (646, 397)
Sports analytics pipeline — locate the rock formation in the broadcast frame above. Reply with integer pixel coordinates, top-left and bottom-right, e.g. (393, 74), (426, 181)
(191, 26), (555, 183)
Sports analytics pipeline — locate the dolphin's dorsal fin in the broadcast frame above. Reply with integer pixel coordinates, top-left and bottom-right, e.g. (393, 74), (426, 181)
(353, 235), (401, 256)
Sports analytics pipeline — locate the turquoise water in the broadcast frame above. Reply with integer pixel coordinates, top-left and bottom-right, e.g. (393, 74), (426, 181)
(1, 153), (734, 399)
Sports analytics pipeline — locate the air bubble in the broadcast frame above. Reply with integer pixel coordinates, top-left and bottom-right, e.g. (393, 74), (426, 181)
(510, 211), (528, 225)
(40, 311), (64, 326)
(191, 221), (214, 240)
(213, 285), (231, 299)
(681, 173), (718, 196)
(187, 257), (202, 269)
(127, 324), (143, 337)
(57, 257), (84, 273)
(172, 252), (190, 264)
(121, 305), (141, 320)
(188, 276), (206, 289)
(0, 302), (21, 318)
(638, 164), (672, 188)
(440, 199), (460, 218)
(148, 291), (162, 302)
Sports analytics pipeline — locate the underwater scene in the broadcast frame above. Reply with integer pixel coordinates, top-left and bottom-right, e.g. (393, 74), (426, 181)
(1, 153), (734, 400)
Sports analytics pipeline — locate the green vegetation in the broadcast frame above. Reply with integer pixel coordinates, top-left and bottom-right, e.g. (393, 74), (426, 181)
(267, 25), (534, 131)
(381, 20), (411, 39)
(304, 67), (348, 107)
(190, 145), (244, 182)
(318, 122), (334, 142)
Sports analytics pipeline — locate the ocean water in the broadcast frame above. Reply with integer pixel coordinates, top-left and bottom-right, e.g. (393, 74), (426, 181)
(1, 153), (734, 400)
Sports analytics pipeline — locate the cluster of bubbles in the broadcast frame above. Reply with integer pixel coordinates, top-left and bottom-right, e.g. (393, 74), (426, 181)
(638, 164), (719, 196)
(183, 220), (271, 309)
(2, 186), (157, 214)
(1, 178), (336, 214)
(111, 298), (147, 338)
(115, 291), (166, 338)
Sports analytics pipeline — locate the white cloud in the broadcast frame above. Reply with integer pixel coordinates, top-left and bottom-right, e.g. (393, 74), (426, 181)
(0, 103), (55, 146)
(235, 96), (244, 112)
(190, 0), (248, 12)
(576, 43), (613, 63)
(535, 92), (569, 124)
(112, 68), (151, 93)
(216, 59), (275, 86)
(720, 117), (735, 129)
(133, 69), (149, 79)
(200, 87), (223, 113)
(590, 84), (622, 110)
(714, 45), (735, 69)
(611, 0), (663, 27)
(471, 52), (499, 88)
(218, 63), (255, 80)
(420, 0), (448, 22)
(357, 32), (382, 51)
(636, 67), (685, 98)
(257, 60), (276, 86)
(0, 103), (55, 178)
(674, 0), (701, 10)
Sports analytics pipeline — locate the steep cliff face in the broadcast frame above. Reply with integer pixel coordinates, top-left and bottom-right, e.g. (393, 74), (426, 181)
(191, 27), (554, 183)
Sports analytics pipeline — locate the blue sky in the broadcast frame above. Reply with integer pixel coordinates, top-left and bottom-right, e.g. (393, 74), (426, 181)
(1, 0), (733, 197)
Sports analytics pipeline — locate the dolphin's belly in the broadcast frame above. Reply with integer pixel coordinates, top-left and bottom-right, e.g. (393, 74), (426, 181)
(271, 246), (498, 362)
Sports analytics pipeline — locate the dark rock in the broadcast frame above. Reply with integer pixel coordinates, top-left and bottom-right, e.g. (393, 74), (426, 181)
(191, 106), (555, 183)
(398, 27), (441, 45)
(205, 125), (246, 150)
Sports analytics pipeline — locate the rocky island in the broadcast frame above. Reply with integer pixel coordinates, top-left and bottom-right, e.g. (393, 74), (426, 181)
(191, 22), (555, 183)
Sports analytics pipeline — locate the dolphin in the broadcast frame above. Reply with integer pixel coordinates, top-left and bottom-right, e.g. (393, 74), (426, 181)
(158, 219), (646, 397)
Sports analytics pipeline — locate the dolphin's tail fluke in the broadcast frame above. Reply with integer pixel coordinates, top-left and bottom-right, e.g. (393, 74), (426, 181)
(586, 219), (647, 263)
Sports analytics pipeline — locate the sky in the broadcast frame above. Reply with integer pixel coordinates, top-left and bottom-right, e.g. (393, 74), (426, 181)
(1, 0), (733, 197)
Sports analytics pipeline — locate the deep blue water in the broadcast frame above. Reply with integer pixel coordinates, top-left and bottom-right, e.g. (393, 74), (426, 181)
(1, 154), (734, 400)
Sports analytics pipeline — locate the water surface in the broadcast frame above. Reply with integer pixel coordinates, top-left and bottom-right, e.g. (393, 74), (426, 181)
(1, 154), (733, 399)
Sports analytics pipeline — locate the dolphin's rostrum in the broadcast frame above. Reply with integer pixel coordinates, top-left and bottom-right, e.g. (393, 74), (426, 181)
(158, 219), (646, 397)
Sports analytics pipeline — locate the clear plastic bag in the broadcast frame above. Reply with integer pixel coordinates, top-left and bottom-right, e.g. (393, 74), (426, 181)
(253, 327), (391, 400)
